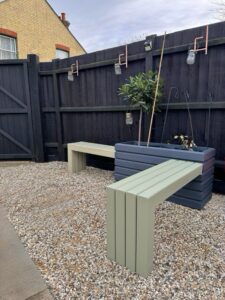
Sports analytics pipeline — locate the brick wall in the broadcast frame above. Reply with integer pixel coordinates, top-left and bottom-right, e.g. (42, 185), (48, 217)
(0, 0), (85, 61)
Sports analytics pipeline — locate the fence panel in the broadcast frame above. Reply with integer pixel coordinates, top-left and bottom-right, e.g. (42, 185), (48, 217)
(0, 60), (34, 159)
(39, 41), (146, 161)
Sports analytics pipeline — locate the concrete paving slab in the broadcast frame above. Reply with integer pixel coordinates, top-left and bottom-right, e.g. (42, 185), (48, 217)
(0, 207), (53, 300)
(26, 290), (53, 300)
(0, 161), (32, 168)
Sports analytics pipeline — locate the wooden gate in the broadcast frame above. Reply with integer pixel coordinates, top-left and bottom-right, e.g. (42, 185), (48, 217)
(0, 59), (34, 160)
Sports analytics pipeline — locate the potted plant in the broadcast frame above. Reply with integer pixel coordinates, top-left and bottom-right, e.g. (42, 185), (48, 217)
(119, 70), (163, 145)
(116, 76), (215, 209)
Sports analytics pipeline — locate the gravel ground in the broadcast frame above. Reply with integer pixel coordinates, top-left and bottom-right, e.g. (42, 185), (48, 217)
(0, 161), (224, 300)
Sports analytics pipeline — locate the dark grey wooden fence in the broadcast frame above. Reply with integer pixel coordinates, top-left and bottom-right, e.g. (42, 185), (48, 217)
(0, 56), (44, 162)
(0, 21), (224, 189)
(39, 40), (147, 162)
(0, 59), (33, 160)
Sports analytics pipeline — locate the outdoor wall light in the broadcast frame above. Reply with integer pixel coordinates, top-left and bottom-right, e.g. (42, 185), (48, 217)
(114, 45), (128, 75)
(68, 60), (79, 81)
(114, 63), (122, 75)
(186, 25), (209, 65)
(68, 70), (74, 81)
(144, 40), (153, 51)
(125, 112), (133, 125)
(186, 50), (196, 65)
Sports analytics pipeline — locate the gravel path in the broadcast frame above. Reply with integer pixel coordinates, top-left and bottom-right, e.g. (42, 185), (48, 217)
(0, 162), (224, 300)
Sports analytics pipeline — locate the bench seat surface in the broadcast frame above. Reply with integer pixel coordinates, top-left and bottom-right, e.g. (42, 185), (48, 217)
(68, 142), (115, 158)
(108, 159), (202, 203)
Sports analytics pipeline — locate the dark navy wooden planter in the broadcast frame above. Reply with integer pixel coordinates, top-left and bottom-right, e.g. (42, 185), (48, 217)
(115, 142), (216, 209)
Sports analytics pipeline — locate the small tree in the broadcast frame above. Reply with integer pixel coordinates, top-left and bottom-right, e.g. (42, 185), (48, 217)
(118, 71), (163, 145)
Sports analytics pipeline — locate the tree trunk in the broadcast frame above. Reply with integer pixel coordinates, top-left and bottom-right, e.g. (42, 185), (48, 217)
(138, 107), (143, 146)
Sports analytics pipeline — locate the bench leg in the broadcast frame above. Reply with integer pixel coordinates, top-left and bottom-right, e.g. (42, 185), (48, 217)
(125, 193), (137, 272)
(107, 189), (127, 267)
(68, 148), (86, 173)
(115, 190), (126, 266)
(136, 196), (155, 277)
(106, 190), (156, 277)
(106, 188), (116, 261)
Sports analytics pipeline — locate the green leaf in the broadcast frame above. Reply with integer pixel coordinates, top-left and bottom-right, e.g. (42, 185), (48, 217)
(118, 70), (164, 113)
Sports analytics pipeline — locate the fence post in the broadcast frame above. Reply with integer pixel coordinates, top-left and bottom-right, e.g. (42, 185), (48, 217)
(27, 54), (45, 162)
(145, 34), (157, 72)
(52, 59), (64, 161)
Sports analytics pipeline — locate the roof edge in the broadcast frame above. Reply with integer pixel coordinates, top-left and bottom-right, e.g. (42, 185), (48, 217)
(44, 0), (86, 54)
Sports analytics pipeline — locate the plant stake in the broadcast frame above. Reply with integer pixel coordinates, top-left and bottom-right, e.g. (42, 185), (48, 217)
(147, 32), (166, 146)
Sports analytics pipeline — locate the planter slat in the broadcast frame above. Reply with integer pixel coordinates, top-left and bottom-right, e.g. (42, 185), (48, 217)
(116, 152), (168, 165)
(169, 193), (212, 209)
(175, 184), (212, 200)
(115, 143), (216, 162)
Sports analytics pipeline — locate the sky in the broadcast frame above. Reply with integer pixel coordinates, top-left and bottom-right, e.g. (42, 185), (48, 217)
(48, 0), (216, 53)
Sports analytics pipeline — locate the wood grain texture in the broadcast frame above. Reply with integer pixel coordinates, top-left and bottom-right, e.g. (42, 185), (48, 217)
(107, 159), (203, 276)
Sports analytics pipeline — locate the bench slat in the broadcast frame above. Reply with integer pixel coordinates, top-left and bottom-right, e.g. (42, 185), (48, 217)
(118, 160), (193, 194)
(135, 163), (202, 276)
(136, 198), (155, 276)
(108, 159), (177, 190)
(139, 162), (202, 202)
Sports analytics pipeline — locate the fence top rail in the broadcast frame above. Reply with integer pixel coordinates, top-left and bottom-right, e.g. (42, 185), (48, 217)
(38, 36), (225, 76)
(39, 53), (146, 75)
(0, 59), (28, 65)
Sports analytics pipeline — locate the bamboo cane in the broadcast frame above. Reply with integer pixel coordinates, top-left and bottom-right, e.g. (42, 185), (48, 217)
(147, 32), (166, 147)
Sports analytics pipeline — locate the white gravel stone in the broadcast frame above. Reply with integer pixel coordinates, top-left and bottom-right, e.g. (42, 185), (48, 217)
(0, 161), (224, 299)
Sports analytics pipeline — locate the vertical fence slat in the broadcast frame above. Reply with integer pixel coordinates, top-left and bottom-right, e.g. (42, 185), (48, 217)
(52, 59), (64, 161)
(27, 54), (44, 162)
(145, 34), (156, 72)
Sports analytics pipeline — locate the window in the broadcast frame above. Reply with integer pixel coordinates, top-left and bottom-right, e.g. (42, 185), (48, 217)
(0, 35), (17, 59)
(56, 48), (69, 59)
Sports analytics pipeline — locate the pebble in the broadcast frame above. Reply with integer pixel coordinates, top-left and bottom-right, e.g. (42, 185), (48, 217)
(0, 161), (224, 299)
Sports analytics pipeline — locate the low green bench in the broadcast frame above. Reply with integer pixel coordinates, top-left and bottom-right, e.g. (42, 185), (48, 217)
(68, 142), (115, 173)
(106, 159), (203, 277)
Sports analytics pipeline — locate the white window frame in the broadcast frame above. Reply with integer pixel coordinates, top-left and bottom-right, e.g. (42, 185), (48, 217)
(0, 35), (17, 59)
(55, 48), (69, 59)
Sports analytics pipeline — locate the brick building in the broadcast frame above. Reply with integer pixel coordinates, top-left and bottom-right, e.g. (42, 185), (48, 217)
(0, 0), (85, 61)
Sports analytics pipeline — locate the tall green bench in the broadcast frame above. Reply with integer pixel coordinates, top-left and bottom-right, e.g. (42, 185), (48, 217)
(106, 159), (203, 277)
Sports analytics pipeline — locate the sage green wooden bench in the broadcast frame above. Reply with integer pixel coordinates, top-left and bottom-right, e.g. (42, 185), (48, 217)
(68, 142), (115, 173)
(106, 159), (203, 277)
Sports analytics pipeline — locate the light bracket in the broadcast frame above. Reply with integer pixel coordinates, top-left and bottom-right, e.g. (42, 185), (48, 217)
(186, 25), (208, 65)
(68, 60), (79, 81)
(118, 45), (128, 68)
(192, 25), (209, 55)
(115, 45), (128, 75)
(71, 60), (79, 76)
